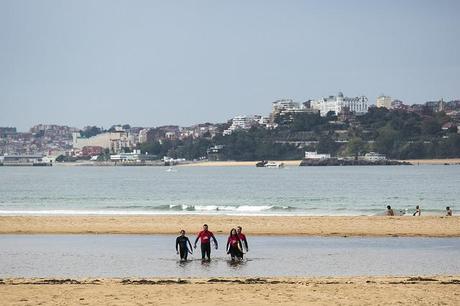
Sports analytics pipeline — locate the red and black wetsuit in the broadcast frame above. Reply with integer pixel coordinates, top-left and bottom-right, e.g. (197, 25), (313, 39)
(226, 235), (243, 260)
(194, 230), (218, 260)
(238, 233), (248, 250)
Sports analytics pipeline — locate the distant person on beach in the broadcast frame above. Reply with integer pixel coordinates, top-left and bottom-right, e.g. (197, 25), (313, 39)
(194, 224), (218, 261)
(386, 205), (395, 216)
(226, 228), (243, 261)
(446, 207), (453, 216)
(413, 205), (421, 216)
(176, 230), (193, 261)
(236, 226), (249, 256)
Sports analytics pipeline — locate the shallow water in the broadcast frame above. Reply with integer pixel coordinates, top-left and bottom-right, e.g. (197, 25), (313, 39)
(1, 235), (459, 278)
(0, 165), (459, 216)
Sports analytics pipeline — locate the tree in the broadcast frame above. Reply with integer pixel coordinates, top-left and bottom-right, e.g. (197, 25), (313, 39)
(346, 137), (366, 157)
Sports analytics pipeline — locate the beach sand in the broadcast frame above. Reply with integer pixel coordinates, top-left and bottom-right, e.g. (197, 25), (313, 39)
(403, 158), (460, 165)
(1, 276), (459, 306)
(1, 215), (459, 237)
(179, 160), (302, 167)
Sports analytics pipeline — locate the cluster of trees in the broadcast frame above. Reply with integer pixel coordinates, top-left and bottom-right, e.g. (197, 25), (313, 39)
(137, 108), (459, 161)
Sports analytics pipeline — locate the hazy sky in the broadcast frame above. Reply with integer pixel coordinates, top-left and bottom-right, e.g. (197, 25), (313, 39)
(1, 0), (459, 131)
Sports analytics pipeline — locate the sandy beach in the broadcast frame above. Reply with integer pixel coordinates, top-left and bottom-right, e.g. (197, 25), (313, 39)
(1, 215), (459, 237)
(404, 158), (460, 165)
(1, 276), (459, 306)
(178, 160), (302, 167)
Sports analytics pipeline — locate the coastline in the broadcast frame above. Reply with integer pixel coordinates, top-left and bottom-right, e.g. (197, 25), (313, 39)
(1, 215), (459, 237)
(1, 276), (459, 305)
(48, 158), (460, 167)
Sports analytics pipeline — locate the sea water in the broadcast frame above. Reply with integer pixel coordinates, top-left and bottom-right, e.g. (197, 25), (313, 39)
(0, 235), (459, 278)
(0, 165), (459, 216)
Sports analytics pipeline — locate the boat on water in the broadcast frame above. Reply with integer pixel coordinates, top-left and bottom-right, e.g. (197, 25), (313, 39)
(256, 160), (284, 168)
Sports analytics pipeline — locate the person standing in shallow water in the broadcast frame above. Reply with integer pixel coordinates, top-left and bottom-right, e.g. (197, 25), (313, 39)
(413, 205), (421, 216)
(175, 230), (193, 261)
(226, 228), (243, 261)
(194, 224), (218, 261)
(236, 226), (249, 257)
(386, 205), (395, 216)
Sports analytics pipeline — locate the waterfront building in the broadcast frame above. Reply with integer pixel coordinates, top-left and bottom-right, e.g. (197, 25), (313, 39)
(304, 151), (331, 159)
(363, 152), (386, 161)
(110, 149), (142, 162)
(376, 95), (392, 109)
(310, 92), (368, 116)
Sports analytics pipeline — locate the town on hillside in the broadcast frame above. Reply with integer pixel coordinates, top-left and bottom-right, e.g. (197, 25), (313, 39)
(1, 93), (460, 166)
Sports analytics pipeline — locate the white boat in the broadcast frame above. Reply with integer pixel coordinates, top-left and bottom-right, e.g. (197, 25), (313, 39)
(264, 161), (284, 168)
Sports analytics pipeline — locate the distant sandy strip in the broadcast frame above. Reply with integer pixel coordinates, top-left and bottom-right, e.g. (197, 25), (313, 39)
(179, 160), (302, 167)
(1, 216), (459, 237)
(1, 276), (459, 305)
(403, 158), (460, 165)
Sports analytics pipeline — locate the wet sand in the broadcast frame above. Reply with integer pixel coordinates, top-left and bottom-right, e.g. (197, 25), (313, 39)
(1, 276), (459, 306)
(0, 215), (459, 237)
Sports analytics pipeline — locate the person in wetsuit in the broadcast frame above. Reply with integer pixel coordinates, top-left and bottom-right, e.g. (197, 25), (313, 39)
(176, 230), (193, 261)
(226, 228), (243, 261)
(194, 224), (218, 261)
(236, 226), (248, 258)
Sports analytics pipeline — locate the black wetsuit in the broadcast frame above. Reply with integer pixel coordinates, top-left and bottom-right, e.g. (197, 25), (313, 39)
(176, 236), (192, 260)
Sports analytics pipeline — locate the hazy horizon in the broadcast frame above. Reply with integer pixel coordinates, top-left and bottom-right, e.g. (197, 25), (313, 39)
(1, 0), (459, 132)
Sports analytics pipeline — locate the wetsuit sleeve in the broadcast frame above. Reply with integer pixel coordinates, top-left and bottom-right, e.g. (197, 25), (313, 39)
(175, 237), (179, 251)
(194, 232), (200, 245)
(211, 232), (218, 248)
(242, 236), (248, 250)
(187, 238), (192, 251)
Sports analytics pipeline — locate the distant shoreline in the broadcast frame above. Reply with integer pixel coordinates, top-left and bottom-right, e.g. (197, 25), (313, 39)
(45, 158), (460, 167)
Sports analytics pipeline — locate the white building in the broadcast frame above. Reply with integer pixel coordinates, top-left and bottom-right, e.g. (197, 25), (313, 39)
(304, 151), (331, 159)
(110, 149), (142, 162)
(311, 92), (368, 116)
(223, 115), (256, 135)
(138, 129), (149, 144)
(363, 152), (386, 161)
(376, 95), (392, 109)
(272, 99), (300, 113)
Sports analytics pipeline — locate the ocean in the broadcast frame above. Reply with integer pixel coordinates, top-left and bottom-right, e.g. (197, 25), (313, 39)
(0, 164), (458, 216)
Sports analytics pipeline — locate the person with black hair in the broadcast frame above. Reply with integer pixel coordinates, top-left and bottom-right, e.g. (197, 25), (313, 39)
(175, 229), (193, 261)
(226, 228), (243, 261)
(194, 224), (218, 261)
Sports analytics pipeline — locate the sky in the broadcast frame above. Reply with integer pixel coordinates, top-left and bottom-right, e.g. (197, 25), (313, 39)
(1, 0), (459, 131)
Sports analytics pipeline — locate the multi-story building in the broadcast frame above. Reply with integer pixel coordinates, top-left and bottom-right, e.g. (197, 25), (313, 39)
(310, 92), (368, 116)
(223, 115), (255, 135)
(376, 95), (392, 109)
(73, 131), (135, 153)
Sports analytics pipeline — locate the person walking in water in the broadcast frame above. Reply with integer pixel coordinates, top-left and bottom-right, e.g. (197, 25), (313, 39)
(446, 206), (453, 216)
(226, 228), (243, 261)
(413, 205), (421, 216)
(194, 224), (218, 261)
(386, 205), (395, 216)
(176, 230), (193, 261)
(236, 226), (249, 256)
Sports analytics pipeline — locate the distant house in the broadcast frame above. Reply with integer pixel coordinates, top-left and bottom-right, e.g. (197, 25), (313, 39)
(304, 151), (331, 159)
(363, 152), (386, 161)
